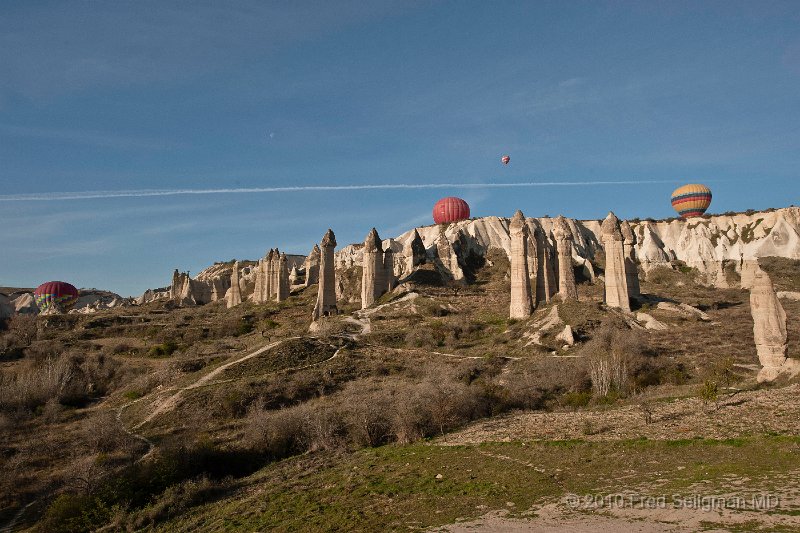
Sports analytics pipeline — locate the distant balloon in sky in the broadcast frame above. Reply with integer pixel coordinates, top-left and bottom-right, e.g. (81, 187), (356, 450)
(33, 281), (79, 314)
(501, 155), (510, 165)
(670, 184), (712, 218)
(433, 197), (470, 224)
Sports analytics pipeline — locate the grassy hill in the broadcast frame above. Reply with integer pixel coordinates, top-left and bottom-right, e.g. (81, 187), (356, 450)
(1, 256), (799, 531)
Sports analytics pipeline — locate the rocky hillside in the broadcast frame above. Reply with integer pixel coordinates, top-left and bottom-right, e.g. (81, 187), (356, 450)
(0, 288), (130, 317)
(337, 207), (800, 288)
(135, 207), (800, 308)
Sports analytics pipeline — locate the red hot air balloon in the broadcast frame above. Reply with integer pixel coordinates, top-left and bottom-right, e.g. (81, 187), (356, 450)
(433, 197), (470, 224)
(501, 155), (510, 165)
(33, 281), (80, 314)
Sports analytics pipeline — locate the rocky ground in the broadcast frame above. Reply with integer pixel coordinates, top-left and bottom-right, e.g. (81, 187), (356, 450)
(441, 383), (800, 445)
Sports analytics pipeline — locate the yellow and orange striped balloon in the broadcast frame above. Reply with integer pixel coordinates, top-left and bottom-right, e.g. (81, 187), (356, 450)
(671, 184), (712, 218)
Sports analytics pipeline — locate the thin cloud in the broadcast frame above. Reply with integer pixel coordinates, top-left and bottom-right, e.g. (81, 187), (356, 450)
(0, 124), (182, 150)
(0, 180), (684, 202)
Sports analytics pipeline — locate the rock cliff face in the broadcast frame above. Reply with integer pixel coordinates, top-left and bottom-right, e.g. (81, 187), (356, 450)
(138, 207), (800, 308)
(334, 207), (800, 289)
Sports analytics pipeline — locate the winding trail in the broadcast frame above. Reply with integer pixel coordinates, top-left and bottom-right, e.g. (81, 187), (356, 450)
(133, 338), (295, 429)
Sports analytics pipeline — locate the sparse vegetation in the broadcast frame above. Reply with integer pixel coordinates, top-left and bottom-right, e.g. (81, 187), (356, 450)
(0, 239), (794, 532)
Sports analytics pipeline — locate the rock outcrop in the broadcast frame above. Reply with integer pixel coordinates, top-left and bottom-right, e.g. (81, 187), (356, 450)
(749, 264), (797, 382)
(361, 228), (385, 309)
(620, 220), (641, 299)
(170, 270), (188, 301)
(289, 266), (299, 286)
(509, 211), (533, 319)
(601, 212), (631, 312)
(304, 244), (321, 287)
(435, 232), (466, 282)
(555, 325), (575, 346)
(313, 229), (338, 320)
(553, 215), (578, 301)
(405, 229), (427, 273)
(227, 261), (242, 308)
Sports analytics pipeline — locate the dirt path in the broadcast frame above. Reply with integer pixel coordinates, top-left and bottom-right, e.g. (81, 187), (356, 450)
(133, 338), (294, 429)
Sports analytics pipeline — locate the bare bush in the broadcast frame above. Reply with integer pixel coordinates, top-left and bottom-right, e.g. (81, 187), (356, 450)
(7, 314), (37, 345)
(244, 402), (308, 457)
(584, 322), (644, 397)
(0, 355), (87, 412)
(83, 410), (130, 454)
(390, 389), (431, 443)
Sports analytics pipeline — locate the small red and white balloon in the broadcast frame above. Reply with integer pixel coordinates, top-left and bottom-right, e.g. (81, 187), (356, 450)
(500, 155), (510, 165)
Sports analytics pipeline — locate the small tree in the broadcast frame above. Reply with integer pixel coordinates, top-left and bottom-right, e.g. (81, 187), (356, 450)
(700, 380), (719, 411)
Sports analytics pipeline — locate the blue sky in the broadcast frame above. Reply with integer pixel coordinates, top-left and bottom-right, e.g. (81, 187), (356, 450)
(1, 1), (799, 296)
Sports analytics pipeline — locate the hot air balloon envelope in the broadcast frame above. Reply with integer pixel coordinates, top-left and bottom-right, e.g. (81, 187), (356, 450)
(501, 155), (510, 165)
(671, 184), (712, 218)
(433, 197), (470, 224)
(33, 281), (79, 313)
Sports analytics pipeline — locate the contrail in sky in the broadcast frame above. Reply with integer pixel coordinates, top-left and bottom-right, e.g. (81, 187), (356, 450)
(0, 180), (685, 202)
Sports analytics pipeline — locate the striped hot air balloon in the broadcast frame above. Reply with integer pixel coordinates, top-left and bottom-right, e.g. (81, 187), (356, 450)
(501, 155), (510, 165)
(670, 184), (712, 218)
(433, 197), (470, 224)
(33, 281), (79, 313)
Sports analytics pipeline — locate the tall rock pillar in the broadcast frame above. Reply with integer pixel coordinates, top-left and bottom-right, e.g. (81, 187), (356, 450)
(534, 227), (556, 304)
(227, 261), (242, 308)
(384, 246), (396, 292)
(361, 228), (385, 309)
(750, 265), (790, 382)
(601, 212), (630, 312)
(264, 250), (275, 302)
(509, 210), (533, 319)
(252, 259), (264, 303)
(276, 253), (290, 302)
(270, 249), (281, 299)
(620, 220), (641, 299)
(553, 216), (578, 301)
(304, 244), (321, 287)
(313, 229), (338, 320)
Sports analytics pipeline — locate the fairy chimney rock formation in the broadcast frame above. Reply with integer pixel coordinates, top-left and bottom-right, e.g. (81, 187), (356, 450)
(509, 210), (533, 319)
(270, 249), (281, 300)
(750, 266), (790, 382)
(361, 228), (385, 309)
(601, 212), (631, 312)
(406, 229), (427, 272)
(534, 226), (556, 304)
(313, 229), (338, 320)
(620, 220), (641, 299)
(227, 261), (242, 308)
(304, 244), (321, 287)
(289, 266), (299, 286)
(276, 253), (290, 302)
(553, 215), (578, 301)
(384, 246), (396, 292)
(264, 249), (275, 301)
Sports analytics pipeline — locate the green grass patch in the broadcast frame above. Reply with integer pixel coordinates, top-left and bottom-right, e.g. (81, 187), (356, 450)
(155, 435), (800, 532)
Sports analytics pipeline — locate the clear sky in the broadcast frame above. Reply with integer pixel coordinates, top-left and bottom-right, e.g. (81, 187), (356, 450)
(1, 1), (799, 297)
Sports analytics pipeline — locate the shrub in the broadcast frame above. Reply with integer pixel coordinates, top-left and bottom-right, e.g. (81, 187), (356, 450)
(148, 341), (179, 358)
(584, 322), (644, 397)
(700, 380), (719, 409)
(0, 355), (88, 412)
